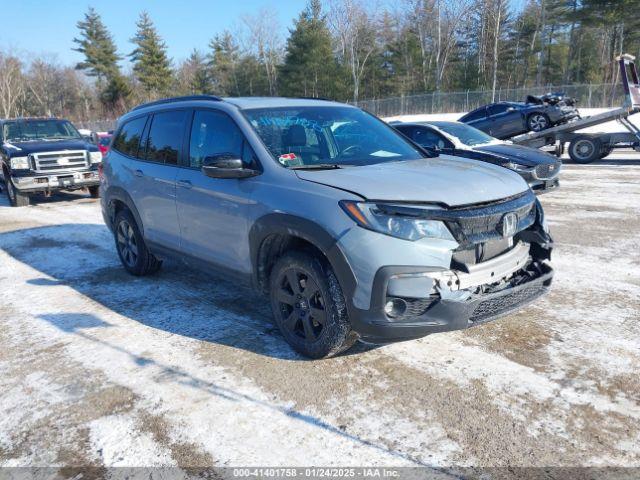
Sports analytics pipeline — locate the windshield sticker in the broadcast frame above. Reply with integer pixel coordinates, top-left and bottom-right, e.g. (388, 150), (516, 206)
(278, 153), (302, 167)
(2, 142), (22, 151)
(370, 150), (401, 158)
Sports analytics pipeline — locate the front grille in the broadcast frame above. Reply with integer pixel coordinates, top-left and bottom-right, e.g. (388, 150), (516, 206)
(452, 237), (513, 266)
(470, 283), (547, 323)
(440, 191), (537, 246)
(534, 162), (560, 180)
(31, 150), (88, 173)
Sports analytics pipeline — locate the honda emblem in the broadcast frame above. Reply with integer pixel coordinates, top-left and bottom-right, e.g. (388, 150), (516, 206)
(501, 212), (518, 237)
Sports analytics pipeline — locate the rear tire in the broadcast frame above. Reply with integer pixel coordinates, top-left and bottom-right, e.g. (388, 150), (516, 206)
(88, 185), (100, 198)
(269, 250), (357, 359)
(527, 113), (550, 132)
(114, 209), (162, 276)
(4, 175), (30, 207)
(568, 136), (602, 164)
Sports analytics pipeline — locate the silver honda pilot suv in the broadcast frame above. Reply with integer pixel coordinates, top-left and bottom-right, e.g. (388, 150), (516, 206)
(101, 95), (553, 358)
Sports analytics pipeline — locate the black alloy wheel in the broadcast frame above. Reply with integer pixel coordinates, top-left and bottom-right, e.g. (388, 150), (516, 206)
(275, 267), (328, 343)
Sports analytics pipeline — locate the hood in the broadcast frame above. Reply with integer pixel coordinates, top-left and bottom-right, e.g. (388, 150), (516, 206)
(474, 143), (558, 167)
(3, 139), (97, 156)
(295, 156), (529, 207)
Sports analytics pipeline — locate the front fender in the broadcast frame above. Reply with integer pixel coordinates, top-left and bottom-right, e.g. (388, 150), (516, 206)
(248, 213), (357, 299)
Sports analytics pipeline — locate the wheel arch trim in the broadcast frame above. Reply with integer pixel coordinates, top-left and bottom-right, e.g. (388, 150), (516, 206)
(248, 213), (357, 300)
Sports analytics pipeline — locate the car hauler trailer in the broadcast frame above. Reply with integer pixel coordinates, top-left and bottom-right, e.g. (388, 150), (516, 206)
(510, 54), (640, 163)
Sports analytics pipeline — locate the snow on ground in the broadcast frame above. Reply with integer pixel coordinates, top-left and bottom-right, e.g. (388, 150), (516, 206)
(0, 157), (639, 471)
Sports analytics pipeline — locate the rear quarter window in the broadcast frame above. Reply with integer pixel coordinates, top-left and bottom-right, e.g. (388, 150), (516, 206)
(112, 116), (148, 158)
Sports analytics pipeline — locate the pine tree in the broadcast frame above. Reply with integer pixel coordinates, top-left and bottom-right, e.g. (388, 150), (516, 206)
(182, 49), (212, 94)
(208, 31), (241, 95)
(280, 0), (337, 98)
(129, 11), (173, 97)
(73, 7), (120, 80)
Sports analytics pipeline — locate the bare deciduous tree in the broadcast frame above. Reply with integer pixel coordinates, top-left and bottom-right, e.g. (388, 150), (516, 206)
(241, 9), (283, 95)
(0, 51), (25, 118)
(328, 0), (378, 103)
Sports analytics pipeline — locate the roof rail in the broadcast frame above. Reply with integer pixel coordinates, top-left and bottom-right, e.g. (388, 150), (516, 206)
(132, 95), (223, 111)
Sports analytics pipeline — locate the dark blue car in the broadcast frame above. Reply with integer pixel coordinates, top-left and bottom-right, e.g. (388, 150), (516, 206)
(392, 120), (562, 194)
(459, 100), (579, 139)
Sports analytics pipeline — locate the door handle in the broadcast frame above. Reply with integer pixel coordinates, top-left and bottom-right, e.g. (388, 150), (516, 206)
(134, 169), (143, 177)
(177, 179), (192, 189)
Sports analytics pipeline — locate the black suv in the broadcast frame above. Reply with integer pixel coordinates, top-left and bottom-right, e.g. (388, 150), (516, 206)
(1, 118), (102, 206)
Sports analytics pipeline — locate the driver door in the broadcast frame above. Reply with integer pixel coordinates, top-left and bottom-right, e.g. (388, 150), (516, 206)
(175, 109), (259, 275)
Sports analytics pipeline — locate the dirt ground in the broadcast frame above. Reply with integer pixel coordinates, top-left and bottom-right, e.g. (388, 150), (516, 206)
(0, 155), (639, 474)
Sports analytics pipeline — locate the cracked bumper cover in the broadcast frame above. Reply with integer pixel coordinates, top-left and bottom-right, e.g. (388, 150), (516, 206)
(340, 220), (554, 344)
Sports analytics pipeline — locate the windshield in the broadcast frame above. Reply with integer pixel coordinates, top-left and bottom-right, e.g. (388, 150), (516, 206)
(243, 106), (425, 168)
(2, 119), (82, 142)
(430, 122), (495, 146)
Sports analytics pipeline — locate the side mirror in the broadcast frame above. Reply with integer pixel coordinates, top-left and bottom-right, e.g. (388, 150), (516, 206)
(201, 154), (259, 179)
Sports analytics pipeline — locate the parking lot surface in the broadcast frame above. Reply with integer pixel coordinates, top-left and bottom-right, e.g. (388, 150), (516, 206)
(1, 157), (639, 470)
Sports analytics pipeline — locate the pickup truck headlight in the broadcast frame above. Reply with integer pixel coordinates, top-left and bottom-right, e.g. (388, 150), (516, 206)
(340, 201), (455, 241)
(9, 156), (30, 170)
(89, 151), (103, 164)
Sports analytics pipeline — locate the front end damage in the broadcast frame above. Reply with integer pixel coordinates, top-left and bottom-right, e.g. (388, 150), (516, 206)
(346, 190), (554, 343)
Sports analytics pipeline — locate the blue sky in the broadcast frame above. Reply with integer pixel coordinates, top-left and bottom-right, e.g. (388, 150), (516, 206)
(0, 0), (306, 67)
(2, 0), (527, 69)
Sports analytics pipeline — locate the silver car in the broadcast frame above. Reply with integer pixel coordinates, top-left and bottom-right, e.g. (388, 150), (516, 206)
(101, 95), (554, 358)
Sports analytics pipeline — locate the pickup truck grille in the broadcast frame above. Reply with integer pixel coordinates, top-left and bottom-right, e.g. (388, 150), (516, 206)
(31, 150), (88, 173)
(534, 162), (560, 180)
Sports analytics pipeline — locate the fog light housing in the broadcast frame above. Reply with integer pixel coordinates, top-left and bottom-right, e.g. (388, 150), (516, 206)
(384, 298), (407, 318)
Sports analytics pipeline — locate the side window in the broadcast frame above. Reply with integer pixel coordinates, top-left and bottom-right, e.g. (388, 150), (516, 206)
(487, 104), (510, 116)
(413, 128), (446, 149)
(188, 110), (245, 169)
(112, 116), (147, 158)
(146, 110), (187, 165)
(462, 108), (486, 122)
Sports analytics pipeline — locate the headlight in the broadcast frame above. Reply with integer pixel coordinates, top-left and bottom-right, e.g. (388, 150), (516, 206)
(340, 201), (455, 242)
(9, 156), (30, 170)
(504, 162), (532, 172)
(89, 151), (103, 164)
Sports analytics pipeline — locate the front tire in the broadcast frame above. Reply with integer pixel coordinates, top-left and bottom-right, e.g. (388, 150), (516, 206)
(114, 209), (162, 276)
(269, 251), (357, 359)
(527, 113), (550, 132)
(4, 175), (30, 207)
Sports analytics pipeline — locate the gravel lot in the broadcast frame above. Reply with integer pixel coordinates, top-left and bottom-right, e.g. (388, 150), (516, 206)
(1, 155), (639, 473)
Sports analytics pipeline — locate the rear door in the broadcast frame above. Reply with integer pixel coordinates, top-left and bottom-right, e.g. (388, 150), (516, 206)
(462, 107), (491, 134)
(129, 110), (187, 250)
(487, 104), (522, 138)
(175, 108), (259, 275)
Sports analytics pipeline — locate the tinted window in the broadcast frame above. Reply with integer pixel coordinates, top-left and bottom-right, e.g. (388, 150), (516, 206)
(189, 110), (247, 168)
(112, 116), (147, 157)
(146, 110), (187, 165)
(461, 107), (486, 122)
(487, 104), (510, 115)
(413, 128), (444, 148)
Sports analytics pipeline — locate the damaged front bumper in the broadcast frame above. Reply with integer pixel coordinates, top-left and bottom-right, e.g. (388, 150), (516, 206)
(347, 228), (554, 344)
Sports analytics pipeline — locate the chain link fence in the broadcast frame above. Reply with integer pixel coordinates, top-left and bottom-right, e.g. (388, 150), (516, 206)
(357, 83), (626, 117)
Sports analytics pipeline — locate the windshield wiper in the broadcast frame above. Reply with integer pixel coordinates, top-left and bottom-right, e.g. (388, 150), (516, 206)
(290, 163), (345, 170)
